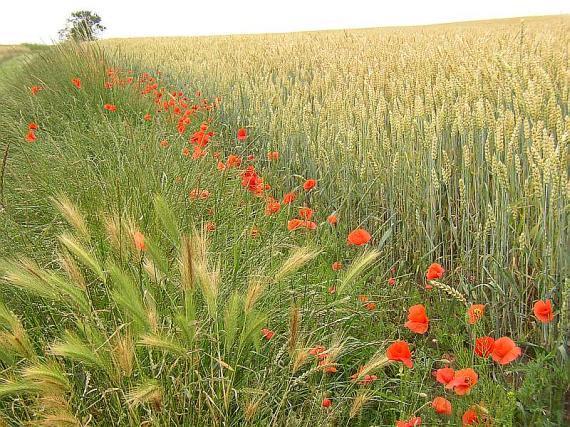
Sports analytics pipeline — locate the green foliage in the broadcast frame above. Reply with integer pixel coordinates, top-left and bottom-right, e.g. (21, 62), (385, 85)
(58, 11), (106, 42)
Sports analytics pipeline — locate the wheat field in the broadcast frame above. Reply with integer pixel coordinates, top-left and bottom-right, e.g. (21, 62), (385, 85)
(0, 15), (567, 426)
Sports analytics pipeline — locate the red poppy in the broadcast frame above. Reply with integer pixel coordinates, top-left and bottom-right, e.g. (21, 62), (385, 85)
(265, 200), (281, 215)
(404, 304), (429, 334)
(144, 113), (152, 121)
(267, 151), (279, 161)
(287, 219), (317, 231)
(71, 78), (81, 89)
(347, 228), (371, 246)
(25, 130), (37, 142)
(282, 192), (296, 204)
(205, 221), (216, 232)
(351, 367), (378, 385)
(434, 367), (455, 385)
(247, 154), (255, 161)
(133, 231), (146, 251)
(332, 261), (342, 271)
(250, 226), (260, 238)
(28, 122), (38, 130)
(30, 85), (43, 95)
(474, 336), (495, 358)
(261, 328), (274, 340)
(160, 140), (169, 148)
(103, 104), (117, 112)
(396, 416), (422, 427)
(462, 408), (479, 425)
(490, 337), (521, 365)
(467, 304), (485, 325)
(303, 179), (316, 191)
(217, 161), (226, 171)
(321, 398), (332, 408)
(432, 397), (452, 416)
(319, 358), (338, 373)
(386, 340), (413, 368)
(308, 345), (326, 358)
(226, 154), (242, 168)
(364, 302), (377, 311)
(182, 147), (190, 157)
(327, 214), (338, 225)
(533, 299), (554, 323)
(445, 368), (478, 395)
(237, 128), (247, 141)
(388, 277), (396, 286)
(298, 207), (313, 220)
(426, 263), (445, 280)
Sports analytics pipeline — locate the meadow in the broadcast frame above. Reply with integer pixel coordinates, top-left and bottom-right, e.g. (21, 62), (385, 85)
(0, 15), (568, 426)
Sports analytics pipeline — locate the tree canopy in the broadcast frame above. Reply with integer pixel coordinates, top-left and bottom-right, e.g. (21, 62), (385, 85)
(59, 11), (106, 42)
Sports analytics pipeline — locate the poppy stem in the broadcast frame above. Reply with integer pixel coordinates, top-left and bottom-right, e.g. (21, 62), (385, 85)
(0, 141), (10, 211)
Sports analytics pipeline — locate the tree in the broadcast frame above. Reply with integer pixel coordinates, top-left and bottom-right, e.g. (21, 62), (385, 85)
(59, 11), (106, 42)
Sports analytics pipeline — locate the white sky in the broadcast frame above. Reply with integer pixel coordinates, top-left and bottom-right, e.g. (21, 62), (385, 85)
(1, 0), (568, 44)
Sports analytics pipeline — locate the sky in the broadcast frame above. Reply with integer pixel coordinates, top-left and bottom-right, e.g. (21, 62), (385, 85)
(1, 0), (568, 45)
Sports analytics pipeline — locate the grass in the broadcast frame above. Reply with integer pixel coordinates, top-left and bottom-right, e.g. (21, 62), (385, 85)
(0, 16), (568, 426)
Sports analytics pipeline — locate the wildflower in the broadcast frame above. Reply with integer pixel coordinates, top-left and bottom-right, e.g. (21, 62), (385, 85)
(434, 367), (455, 385)
(241, 166), (265, 195)
(404, 304), (429, 334)
(133, 231), (146, 251)
(283, 192), (296, 204)
(462, 407), (479, 425)
(445, 368), (478, 395)
(250, 226), (260, 238)
(474, 337), (495, 358)
(217, 161), (226, 171)
(71, 78), (81, 89)
(351, 367), (378, 385)
(327, 214), (338, 225)
(287, 219), (317, 231)
(303, 179), (316, 191)
(30, 85), (43, 95)
(247, 154), (255, 161)
(25, 130), (37, 142)
(226, 154), (242, 168)
(533, 299), (554, 323)
(298, 207), (314, 220)
(386, 340), (413, 368)
(319, 359), (338, 373)
(396, 416), (422, 427)
(364, 302), (376, 311)
(388, 277), (396, 286)
(432, 397), (452, 416)
(328, 286), (336, 294)
(205, 221), (216, 232)
(426, 263), (445, 280)
(28, 122), (38, 130)
(182, 147), (190, 157)
(265, 199), (281, 215)
(103, 103), (117, 112)
(261, 328), (274, 340)
(267, 151), (279, 160)
(332, 261), (342, 271)
(321, 398), (332, 408)
(490, 337), (521, 365)
(237, 127), (248, 141)
(160, 140), (169, 148)
(347, 228), (371, 246)
(144, 113), (152, 121)
(467, 304), (485, 325)
(308, 345), (326, 358)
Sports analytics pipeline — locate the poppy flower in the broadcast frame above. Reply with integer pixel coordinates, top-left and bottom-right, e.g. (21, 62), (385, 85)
(182, 147), (191, 157)
(144, 113), (152, 121)
(533, 299), (554, 323)
(261, 328), (274, 340)
(103, 103), (117, 112)
(328, 286), (336, 294)
(327, 214), (338, 225)
(426, 263), (445, 280)
(267, 151), (279, 161)
(434, 367), (455, 385)
(308, 345), (326, 358)
(217, 161), (226, 171)
(432, 397), (452, 416)
(467, 304), (485, 325)
(347, 228), (371, 246)
(357, 295), (369, 303)
(205, 221), (216, 232)
(396, 416), (422, 427)
(30, 85), (43, 95)
(265, 200), (281, 215)
(71, 78), (81, 89)
(25, 130), (37, 142)
(388, 277), (396, 286)
(303, 179), (316, 191)
(321, 398), (332, 408)
(299, 207), (314, 220)
(287, 219), (317, 231)
(237, 128), (247, 141)
(332, 261), (342, 271)
(351, 367), (378, 385)
(250, 226), (260, 238)
(226, 154), (242, 168)
(364, 302), (377, 311)
(133, 231), (146, 251)
(386, 340), (413, 368)
(319, 359), (338, 373)
(404, 304), (429, 334)
(28, 122), (38, 130)
(490, 337), (521, 365)
(462, 407), (479, 425)
(474, 337), (495, 358)
(160, 140), (169, 148)
(247, 154), (255, 161)
(282, 192), (296, 204)
(445, 368), (478, 395)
